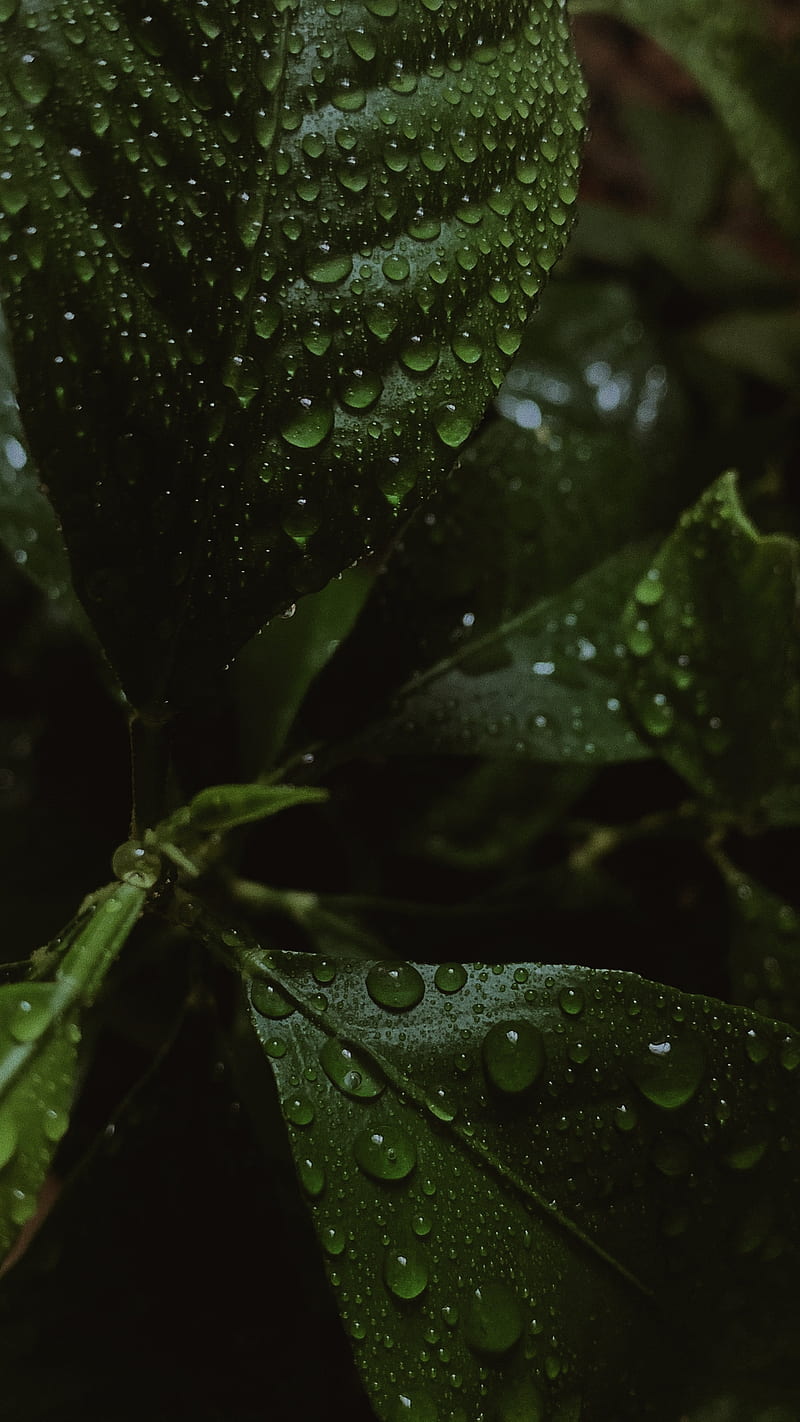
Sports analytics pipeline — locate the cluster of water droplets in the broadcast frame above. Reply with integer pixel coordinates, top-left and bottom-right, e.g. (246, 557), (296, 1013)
(0, 0), (584, 702)
(243, 950), (800, 1420)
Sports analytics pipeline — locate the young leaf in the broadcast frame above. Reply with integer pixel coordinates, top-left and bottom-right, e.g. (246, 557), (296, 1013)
(715, 853), (800, 1029)
(620, 473), (800, 812)
(235, 942), (800, 1419)
(0, 882), (145, 1263)
(572, 0), (800, 245)
(0, 0), (585, 716)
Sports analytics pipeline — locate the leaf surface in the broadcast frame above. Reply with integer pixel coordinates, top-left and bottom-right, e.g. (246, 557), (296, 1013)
(715, 853), (800, 1029)
(234, 939), (800, 1419)
(0, 882), (145, 1263)
(0, 0), (585, 714)
(620, 474), (800, 812)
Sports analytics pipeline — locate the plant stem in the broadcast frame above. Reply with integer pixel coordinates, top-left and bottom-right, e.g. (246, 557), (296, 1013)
(129, 716), (171, 837)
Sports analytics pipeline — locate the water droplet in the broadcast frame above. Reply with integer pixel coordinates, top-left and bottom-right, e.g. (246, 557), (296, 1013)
(10, 50), (53, 105)
(464, 1280), (523, 1356)
(313, 958), (337, 985)
(280, 399), (333, 449)
(389, 1391), (438, 1421)
(383, 1238), (429, 1299)
(650, 1132), (692, 1177)
(322, 1224), (346, 1255)
(427, 1087), (458, 1122)
(382, 254), (410, 283)
(339, 369), (382, 410)
(111, 839), (161, 889)
(635, 569), (664, 606)
(724, 1134), (768, 1171)
(251, 981), (295, 1020)
(614, 1103), (638, 1134)
(353, 1124), (417, 1181)
(434, 963), (467, 994)
(433, 403), (472, 448)
(641, 692), (674, 738)
(482, 1020), (545, 1094)
(319, 1038), (384, 1098)
(626, 619), (654, 657)
(630, 1035), (705, 1110)
(284, 1093), (315, 1126)
(298, 1156), (326, 1197)
(304, 248), (353, 285)
(366, 962), (425, 1011)
(558, 986), (584, 1017)
(43, 1107), (69, 1143)
(496, 1376), (544, 1422)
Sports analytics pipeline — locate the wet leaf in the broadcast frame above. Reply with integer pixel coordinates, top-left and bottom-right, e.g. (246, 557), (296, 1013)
(0, 0), (585, 715)
(295, 280), (702, 765)
(620, 474), (800, 812)
(572, 0), (800, 244)
(715, 853), (800, 1029)
(0, 882), (145, 1265)
(234, 940), (800, 1419)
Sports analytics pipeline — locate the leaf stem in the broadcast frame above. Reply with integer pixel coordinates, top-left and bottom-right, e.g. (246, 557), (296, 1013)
(129, 715), (171, 836)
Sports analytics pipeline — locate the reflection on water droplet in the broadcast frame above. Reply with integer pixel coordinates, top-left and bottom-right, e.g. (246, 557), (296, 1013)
(630, 1035), (705, 1109)
(319, 1037), (384, 1098)
(251, 981), (295, 1020)
(433, 403), (472, 448)
(464, 1279), (523, 1356)
(558, 986), (584, 1017)
(284, 1093), (315, 1126)
(389, 1391), (438, 1421)
(322, 1224), (346, 1255)
(366, 962), (425, 1011)
(383, 1237), (429, 1300)
(353, 1124), (417, 1181)
(111, 839), (161, 889)
(280, 399), (333, 449)
(434, 963), (467, 995)
(482, 1020), (545, 1094)
(298, 1156), (326, 1197)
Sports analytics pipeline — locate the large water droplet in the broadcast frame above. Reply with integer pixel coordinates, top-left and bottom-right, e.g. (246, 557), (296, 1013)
(111, 839), (161, 889)
(383, 1238), (429, 1299)
(630, 1035), (705, 1110)
(280, 399), (333, 449)
(298, 1156), (326, 1197)
(482, 1020), (545, 1094)
(251, 981), (295, 1020)
(434, 963), (467, 994)
(496, 1376), (544, 1422)
(304, 248), (353, 285)
(284, 1093), (315, 1126)
(464, 1280), (523, 1356)
(319, 1037), (384, 1098)
(354, 1124), (417, 1181)
(433, 403), (472, 448)
(366, 962), (425, 1011)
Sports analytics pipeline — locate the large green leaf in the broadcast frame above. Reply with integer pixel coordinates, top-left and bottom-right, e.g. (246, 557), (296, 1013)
(620, 474), (800, 813)
(0, 882), (145, 1264)
(714, 852), (800, 1029)
(232, 938), (800, 1419)
(571, 0), (800, 246)
(0, 0), (585, 716)
(293, 279), (704, 765)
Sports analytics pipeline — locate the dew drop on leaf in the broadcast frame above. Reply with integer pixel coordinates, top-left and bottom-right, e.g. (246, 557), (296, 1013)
(251, 980), (295, 1020)
(353, 1124), (417, 1181)
(111, 839), (161, 889)
(557, 986), (584, 1017)
(482, 1020), (546, 1094)
(433, 962), (467, 995)
(629, 1035), (705, 1110)
(463, 1279), (524, 1356)
(383, 1238), (429, 1300)
(389, 1391), (438, 1422)
(319, 1037), (385, 1098)
(496, 1375), (544, 1422)
(284, 1093), (315, 1126)
(366, 961), (425, 1011)
(298, 1155), (326, 1197)
(433, 402), (472, 448)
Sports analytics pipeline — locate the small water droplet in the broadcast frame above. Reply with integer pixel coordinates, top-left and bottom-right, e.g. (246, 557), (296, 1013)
(630, 1035), (705, 1109)
(319, 1038), (384, 1098)
(353, 1124), (417, 1181)
(251, 981), (295, 1020)
(366, 962), (425, 1011)
(383, 1238), (429, 1299)
(558, 986), (584, 1017)
(111, 839), (161, 889)
(482, 1020), (545, 1094)
(298, 1156), (326, 1197)
(434, 963), (467, 995)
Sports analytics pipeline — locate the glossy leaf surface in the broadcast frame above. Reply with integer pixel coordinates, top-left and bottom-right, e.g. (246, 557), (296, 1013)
(0, 0), (585, 714)
(295, 280), (702, 765)
(620, 474), (800, 812)
(716, 855), (800, 1029)
(572, 0), (800, 244)
(238, 942), (800, 1420)
(0, 882), (145, 1263)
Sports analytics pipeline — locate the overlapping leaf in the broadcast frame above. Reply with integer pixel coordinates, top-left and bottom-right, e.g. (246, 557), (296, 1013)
(233, 938), (800, 1419)
(0, 882), (145, 1264)
(0, 0), (585, 714)
(293, 280), (705, 765)
(620, 474), (800, 813)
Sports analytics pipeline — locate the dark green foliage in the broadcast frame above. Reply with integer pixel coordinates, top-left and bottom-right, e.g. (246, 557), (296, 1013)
(1, 2), (799, 1420)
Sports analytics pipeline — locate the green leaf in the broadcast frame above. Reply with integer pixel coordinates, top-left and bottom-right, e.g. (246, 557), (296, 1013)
(714, 853), (800, 1029)
(234, 941), (800, 1419)
(0, 301), (87, 629)
(0, 1), (585, 716)
(294, 279), (703, 764)
(620, 473), (800, 811)
(571, 0), (800, 245)
(0, 882), (145, 1264)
